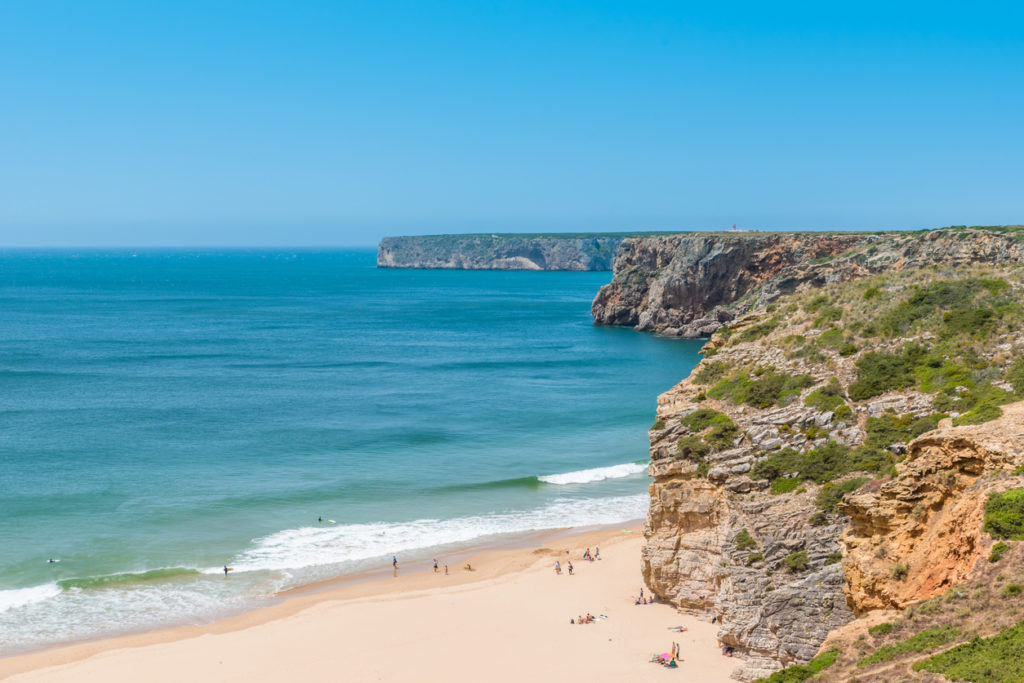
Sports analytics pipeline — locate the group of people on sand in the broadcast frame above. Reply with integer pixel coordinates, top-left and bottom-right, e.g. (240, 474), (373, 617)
(582, 546), (599, 561)
(650, 641), (682, 668)
(635, 586), (655, 605)
(553, 560), (574, 575)
(571, 613), (602, 624)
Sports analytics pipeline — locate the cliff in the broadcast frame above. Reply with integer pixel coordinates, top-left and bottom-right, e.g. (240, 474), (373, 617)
(593, 227), (1024, 337)
(377, 233), (639, 271)
(641, 249), (1024, 680)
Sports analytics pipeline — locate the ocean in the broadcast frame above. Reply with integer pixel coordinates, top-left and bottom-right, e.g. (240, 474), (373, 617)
(0, 249), (703, 654)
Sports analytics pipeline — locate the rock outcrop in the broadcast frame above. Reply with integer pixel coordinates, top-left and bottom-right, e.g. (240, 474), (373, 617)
(377, 233), (630, 270)
(840, 402), (1024, 614)
(594, 227), (1024, 337)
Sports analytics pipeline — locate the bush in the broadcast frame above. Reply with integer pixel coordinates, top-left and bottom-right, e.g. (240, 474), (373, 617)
(869, 622), (895, 637)
(709, 370), (815, 409)
(676, 436), (710, 459)
(737, 316), (780, 343)
(771, 478), (801, 494)
(813, 306), (844, 328)
(914, 619), (1024, 682)
(864, 286), (881, 300)
(735, 529), (758, 551)
(815, 478), (869, 513)
(784, 550), (809, 572)
(848, 345), (927, 401)
(864, 413), (944, 449)
(746, 553), (764, 565)
(1008, 358), (1024, 397)
(1002, 583), (1022, 598)
(892, 563), (909, 581)
(753, 649), (840, 683)
(808, 512), (828, 526)
(650, 419), (666, 431)
(983, 489), (1024, 540)
(804, 295), (829, 313)
(805, 378), (846, 412)
(878, 278), (1008, 337)
(751, 442), (891, 487)
(990, 542), (1010, 563)
(694, 361), (729, 385)
(705, 423), (740, 449)
(858, 625), (961, 667)
(953, 402), (1003, 426)
(680, 408), (733, 433)
(825, 551), (842, 565)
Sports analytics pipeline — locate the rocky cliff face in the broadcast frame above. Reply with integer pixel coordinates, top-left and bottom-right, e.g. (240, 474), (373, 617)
(594, 227), (1024, 337)
(642, 257), (1024, 679)
(377, 234), (627, 270)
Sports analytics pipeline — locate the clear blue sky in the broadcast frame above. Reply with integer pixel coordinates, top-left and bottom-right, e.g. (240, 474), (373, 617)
(1, 1), (1021, 246)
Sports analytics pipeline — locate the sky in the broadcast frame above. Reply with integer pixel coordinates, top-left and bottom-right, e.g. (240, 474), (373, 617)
(0, 1), (1021, 246)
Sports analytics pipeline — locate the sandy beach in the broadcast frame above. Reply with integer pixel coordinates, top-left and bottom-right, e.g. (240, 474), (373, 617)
(1, 526), (740, 682)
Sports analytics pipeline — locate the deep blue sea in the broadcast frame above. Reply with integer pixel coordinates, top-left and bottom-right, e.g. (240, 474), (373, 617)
(0, 249), (702, 653)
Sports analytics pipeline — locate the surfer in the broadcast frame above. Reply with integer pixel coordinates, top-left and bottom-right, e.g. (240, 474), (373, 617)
(318, 516), (322, 523)
(47, 558), (57, 563)
(223, 566), (229, 576)
(392, 556), (398, 569)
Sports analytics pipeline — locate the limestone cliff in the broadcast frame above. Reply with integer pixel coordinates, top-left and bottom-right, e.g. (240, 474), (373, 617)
(594, 227), (1024, 337)
(377, 233), (634, 270)
(642, 257), (1024, 679)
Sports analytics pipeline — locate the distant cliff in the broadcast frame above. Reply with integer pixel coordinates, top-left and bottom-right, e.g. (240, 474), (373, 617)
(593, 227), (1024, 337)
(377, 233), (639, 271)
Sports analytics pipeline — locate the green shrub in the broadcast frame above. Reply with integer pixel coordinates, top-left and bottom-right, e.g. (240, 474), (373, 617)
(825, 551), (842, 565)
(804, 378), (846, 412)
(735, 529), (757, 551)
(771, 478), (801, 494)
(990, 542), (1010, 563)
(680, 408), (733, 433)
(1008, 357), (1024, 397)
(815, 478), (868, 513)
(983, 489), (1024, 540)
(914, 619), (1024, 682)
(833, 404), (854, 421)
(942, 307), (998, 338)
(858, 625), (961, 667)
(878, 278), (1009, 337)
(869, 622), (895, 637)
(1002, 583), (1022, 598)
(848, 345), (927, 401)
(705, 423), (740, 449)
(694, 361), (730, 385)
(808, 512), (828, 526)
(676, 436), (710, 459)
(746, 553), (764, 565)
(818, 327), (844, 349)
(864, 286), (881, 300)
(751, 442), (891, 487)
(813, 306), (844, 328)
(737, 316), (780, 343)
(864, 413), (944, 449)
(892, 563), (909, 581)
(709, 370), (815, 409)
(804, 295), (829, 313)
(650, 419), (666, 431)
(839, 342), (859, 356)
(953, 402), (1003, 426)
(784, 550), (809, 572)
(753, 649), (840, 683)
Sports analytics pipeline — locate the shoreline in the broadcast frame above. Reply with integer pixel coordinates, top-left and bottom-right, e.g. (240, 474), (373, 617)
(0, 524), (740, 682)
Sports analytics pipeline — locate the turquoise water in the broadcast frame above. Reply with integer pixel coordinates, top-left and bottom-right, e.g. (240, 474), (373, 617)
(0, 249), (703, 653)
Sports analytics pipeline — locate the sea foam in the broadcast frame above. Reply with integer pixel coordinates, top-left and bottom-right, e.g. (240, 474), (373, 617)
(0, 583), (61, 614)
(538, 462), (647, 485)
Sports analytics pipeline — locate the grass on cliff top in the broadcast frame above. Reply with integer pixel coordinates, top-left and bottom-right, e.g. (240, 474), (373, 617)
(753, 649), (840, 683)
(914, 620), (1024, 682)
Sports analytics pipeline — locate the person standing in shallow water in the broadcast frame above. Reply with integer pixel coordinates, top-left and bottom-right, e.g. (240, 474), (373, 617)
(433, 558), (438, 572)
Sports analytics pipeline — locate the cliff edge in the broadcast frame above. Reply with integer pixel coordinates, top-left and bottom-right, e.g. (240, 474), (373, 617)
(642, 242), (1024, 680)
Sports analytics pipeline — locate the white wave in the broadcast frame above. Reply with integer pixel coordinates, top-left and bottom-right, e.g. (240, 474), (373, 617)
(538, 462), (647, 485)
(0, 583), (61, 614)
(228, 493), (648, 575)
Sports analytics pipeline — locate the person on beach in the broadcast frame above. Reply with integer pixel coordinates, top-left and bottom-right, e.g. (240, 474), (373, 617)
(445, 564), (448, 575)
(223, 566), (229, 576)
(393, 556), (398, 568)
(555, 560), (561, 574)
(433, 558), (438, 572)
(567, 561), (574, 575)
(595, 546), (600, 559)
(464, 562), (472, 571)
